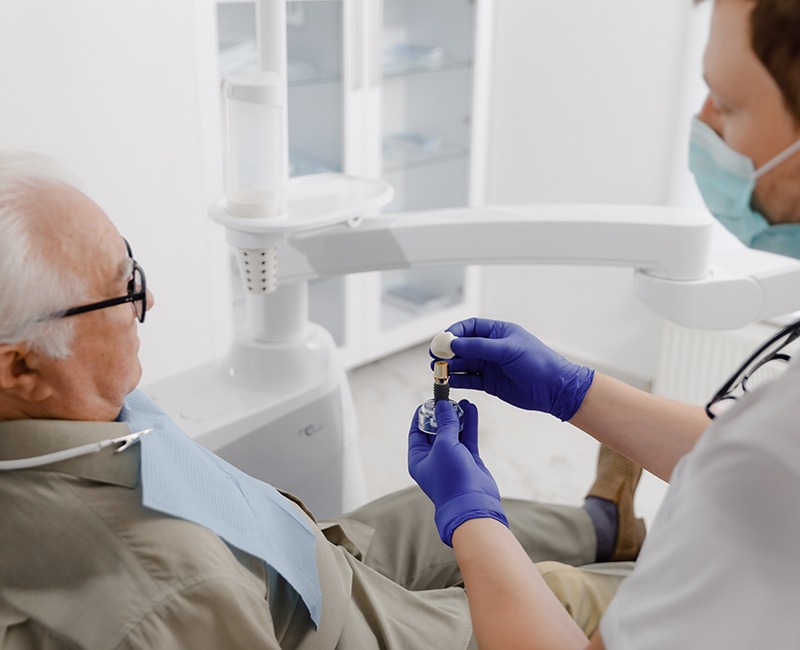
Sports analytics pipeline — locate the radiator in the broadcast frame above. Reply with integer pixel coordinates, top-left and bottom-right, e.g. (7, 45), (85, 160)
(652, 320), (790, 405)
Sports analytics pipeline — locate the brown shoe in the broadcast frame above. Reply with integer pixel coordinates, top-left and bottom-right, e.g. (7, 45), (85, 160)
(586, 444), (646, 561)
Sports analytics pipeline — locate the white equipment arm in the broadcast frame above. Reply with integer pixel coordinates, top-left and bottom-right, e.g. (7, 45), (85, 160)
(269, 203), (800, 330)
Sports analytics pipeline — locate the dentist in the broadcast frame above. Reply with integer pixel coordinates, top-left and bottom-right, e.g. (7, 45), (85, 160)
(409, 0), (800, 648)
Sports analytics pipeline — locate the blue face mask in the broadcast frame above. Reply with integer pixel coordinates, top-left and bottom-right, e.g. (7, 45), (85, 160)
(689, 117), (800, 258)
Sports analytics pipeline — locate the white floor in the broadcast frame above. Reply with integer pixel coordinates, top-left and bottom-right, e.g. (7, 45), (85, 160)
(348, 342), (669, 529)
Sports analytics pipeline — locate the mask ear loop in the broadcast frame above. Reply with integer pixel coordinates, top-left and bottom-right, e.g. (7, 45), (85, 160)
(754, 137), (800, 179)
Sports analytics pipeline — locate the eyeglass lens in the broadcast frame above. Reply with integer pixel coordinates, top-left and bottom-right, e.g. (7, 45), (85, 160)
(132, 264), (146, 322)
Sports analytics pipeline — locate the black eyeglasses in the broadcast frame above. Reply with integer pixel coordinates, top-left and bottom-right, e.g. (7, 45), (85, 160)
(705, 317), (800, 418)
(47, 239), (147, 324)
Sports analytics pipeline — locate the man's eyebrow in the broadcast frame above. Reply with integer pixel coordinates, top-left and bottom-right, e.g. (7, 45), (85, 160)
(115, 254), (133, 284)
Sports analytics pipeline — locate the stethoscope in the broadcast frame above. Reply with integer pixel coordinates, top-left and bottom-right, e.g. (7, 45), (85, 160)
(0, 428), (152, 471)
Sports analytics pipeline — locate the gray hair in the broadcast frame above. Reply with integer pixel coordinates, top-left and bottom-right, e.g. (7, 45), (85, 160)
(0, 151), (88, 358)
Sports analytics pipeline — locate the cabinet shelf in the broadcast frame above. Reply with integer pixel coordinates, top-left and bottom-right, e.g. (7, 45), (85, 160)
(288, 72), (342, 87)
(382, 284), (461, 316)
(220, 40), (341, 86)
(288, 57), (341, 86)
(382, 58), (473, 79)
(382, 145), (469, 173)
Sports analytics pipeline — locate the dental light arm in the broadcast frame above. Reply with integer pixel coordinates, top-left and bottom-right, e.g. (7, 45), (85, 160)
(221, 198), (800, 332)
(635, 242), (800, 330)
(278, 204), (711, 282)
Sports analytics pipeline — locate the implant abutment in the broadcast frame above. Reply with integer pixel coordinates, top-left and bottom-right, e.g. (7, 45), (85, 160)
(433, 360), (451, 402)
(417, 360), (464, 434)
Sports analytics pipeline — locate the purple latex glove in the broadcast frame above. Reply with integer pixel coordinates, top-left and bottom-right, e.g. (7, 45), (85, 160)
(408, 398), (508, 546)
(440, 317), (595, 422)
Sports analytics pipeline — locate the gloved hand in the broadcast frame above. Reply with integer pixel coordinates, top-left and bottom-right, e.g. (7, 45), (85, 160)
(408, 398), (508, 546)
(440, 317), (595, 421)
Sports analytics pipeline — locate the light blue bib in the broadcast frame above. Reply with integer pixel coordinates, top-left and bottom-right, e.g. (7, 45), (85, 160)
(119, 390), (322, 628)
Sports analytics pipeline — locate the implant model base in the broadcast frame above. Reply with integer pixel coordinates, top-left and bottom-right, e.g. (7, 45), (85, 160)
(418, 398), (464, 435)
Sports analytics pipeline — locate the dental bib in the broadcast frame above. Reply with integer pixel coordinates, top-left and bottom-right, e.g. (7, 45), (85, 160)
(119, 389), (322, 628)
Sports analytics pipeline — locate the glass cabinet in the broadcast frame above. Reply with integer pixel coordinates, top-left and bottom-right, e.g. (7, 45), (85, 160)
(214, 0), (490, 367)
(378, 0), (479, 345)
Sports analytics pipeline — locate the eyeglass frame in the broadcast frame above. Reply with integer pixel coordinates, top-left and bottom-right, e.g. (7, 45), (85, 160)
(705, 316), (800, 419)
(45, 239), (147, 324)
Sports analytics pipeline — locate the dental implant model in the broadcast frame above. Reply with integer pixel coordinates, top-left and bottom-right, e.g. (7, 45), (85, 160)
(417, 360), (464, 434)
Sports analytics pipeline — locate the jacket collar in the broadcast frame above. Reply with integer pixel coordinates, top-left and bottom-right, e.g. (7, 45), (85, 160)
(0, 419), (139, 488)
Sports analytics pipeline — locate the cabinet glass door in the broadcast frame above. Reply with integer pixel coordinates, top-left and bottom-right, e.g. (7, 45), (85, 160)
(379, 0), (477, 331)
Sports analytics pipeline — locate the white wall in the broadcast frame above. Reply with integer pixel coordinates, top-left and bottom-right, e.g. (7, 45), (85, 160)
(0, 0), (232, 385)
(481, 1), (709, 385)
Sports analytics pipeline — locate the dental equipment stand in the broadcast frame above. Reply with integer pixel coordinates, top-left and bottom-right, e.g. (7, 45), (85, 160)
(144, 0), (800, 518)
(144, 196), (800, 518)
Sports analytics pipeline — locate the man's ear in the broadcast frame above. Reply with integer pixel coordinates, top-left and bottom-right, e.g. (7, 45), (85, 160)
(0, 343), (53, 402)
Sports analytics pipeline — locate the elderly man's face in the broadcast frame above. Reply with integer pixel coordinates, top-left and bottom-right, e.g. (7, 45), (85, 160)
(699, 0), (800, 225)
(30, 184), (154, 421)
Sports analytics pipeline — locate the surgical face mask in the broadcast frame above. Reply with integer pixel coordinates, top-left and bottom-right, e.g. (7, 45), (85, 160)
(689, 116), (800, 258)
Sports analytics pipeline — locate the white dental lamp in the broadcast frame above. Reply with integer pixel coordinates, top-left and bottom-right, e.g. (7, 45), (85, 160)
(144, 0), (800, 518)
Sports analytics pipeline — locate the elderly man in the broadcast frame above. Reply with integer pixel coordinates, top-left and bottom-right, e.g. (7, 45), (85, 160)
(407, 1), (800, 648)
(0, 151), (641, 648)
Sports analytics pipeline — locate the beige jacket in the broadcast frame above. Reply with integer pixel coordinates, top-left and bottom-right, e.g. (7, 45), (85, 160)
(0, 419), (473, 650)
